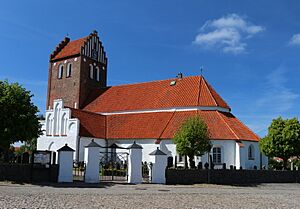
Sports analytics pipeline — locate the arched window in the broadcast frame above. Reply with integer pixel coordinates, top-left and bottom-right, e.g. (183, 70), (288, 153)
(96, 67), (100, 81)
(212, 147), (222, 164)
(61, 113), (67, 135)
(66, 63), (72, 77)
(89, 64), (94, 79)
(248, 145), (255, 160)
(58, 64), (64, 79)
(46, 114), (51, 135)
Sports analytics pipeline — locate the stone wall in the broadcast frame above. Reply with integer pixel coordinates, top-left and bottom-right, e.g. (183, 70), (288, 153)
(0, 164), (58, 183)
(166, 169), (300, 185)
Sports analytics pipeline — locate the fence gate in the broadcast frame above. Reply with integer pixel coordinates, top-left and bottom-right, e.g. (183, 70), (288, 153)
(73, 161), (85, 181)
(99, 152), (129, 182)
(142, 162), (152, 183)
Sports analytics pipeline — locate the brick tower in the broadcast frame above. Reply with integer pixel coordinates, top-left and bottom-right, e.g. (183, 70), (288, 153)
(46, 30), (108, 109)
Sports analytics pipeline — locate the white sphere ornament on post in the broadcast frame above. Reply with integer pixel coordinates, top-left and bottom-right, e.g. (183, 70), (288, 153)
(57, 143), (75, 183)
(84, 139), (101, 183)
(149, 147), (167, 184)
(127, 141), (143, 184)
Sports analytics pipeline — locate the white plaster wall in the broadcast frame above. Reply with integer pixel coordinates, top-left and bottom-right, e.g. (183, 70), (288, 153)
(79, 137), (107, 162)
(58, 151), (74, 182)
(128, 148), (143, 184)
(37, 100), (79, 161)
(149, 154), (168, 184)
(114, 139), (159, 163)
(200, 140), (236, 169)
(242, 141), (268, 170)
(84, 146), (100, 183)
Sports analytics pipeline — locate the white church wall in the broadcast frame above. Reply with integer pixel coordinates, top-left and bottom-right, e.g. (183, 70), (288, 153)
(113, 139), (161, 162)
(242, 140), (268, 170)
(37, 99), (80, 161)
(78, 137), (107, 162)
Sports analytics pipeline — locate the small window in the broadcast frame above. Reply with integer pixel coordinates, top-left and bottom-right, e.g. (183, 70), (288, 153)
(89, 64), (94, 79)
(96, 67), (100, 81)
(212, 147), (222, 164)
(66, 63), (72, 77)
(248, 145), (255, 160)
(58, 64), (63, 79)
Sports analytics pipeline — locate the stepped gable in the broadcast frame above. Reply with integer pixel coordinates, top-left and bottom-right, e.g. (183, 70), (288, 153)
(69, 107), (106, 138)
(50, 31), (104, 61)
(83, 75), (230, 113)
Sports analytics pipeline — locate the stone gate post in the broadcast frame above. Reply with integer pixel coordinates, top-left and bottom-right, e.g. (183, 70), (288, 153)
(57, 144), (75, 183)
(149, 147), (167, 184)
(127, 141), (143, 184)
(84, 139), (101, 183)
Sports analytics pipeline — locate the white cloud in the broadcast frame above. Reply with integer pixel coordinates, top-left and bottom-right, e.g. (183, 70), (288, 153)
(289, 33), (300, 46)
(194, 14), (264, 54)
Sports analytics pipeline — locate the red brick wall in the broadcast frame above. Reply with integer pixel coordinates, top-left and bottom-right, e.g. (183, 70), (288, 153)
(46, 55), (107, 109)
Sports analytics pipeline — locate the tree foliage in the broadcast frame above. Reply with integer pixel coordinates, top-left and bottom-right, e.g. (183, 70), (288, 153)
(173, 115), (211, 168)
(259, 117), (300, 168)
(0, 80), (41, 151)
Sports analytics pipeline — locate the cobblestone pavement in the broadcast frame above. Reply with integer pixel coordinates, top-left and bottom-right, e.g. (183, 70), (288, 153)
(0, 182), (299, 209)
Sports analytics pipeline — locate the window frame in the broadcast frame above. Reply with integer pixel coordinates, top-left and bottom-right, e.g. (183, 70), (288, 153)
(248, 144), (255, 160)
(212, 147), (222, 164)
(89, 64), (94, 79)
(96, 66), (100, 81)
(58, 64), (64, 79)
(66, 63), (72, 78)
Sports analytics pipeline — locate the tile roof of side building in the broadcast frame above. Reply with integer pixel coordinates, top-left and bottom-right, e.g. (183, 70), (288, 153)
(83, 75), (230, 113)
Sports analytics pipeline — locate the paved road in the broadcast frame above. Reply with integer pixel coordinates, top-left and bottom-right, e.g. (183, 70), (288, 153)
(0, 182), (299, 209)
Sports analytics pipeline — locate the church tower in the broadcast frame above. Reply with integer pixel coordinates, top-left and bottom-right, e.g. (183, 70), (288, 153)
(46, 30), (108, 109)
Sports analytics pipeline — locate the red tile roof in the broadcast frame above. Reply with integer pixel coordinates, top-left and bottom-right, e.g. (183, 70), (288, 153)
(111, 111), (259, 141)
(51, 37), (87, 61)
(70, 107), (106, 138)
(83, 76), (230, 113)
(70, 108), (259, 142)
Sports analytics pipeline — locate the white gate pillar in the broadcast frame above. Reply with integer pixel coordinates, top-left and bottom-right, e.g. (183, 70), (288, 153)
(84, 139), (101, 183)
(127, 141), (143, 184)
(57, 144), (74, 183)
(149, 147), (167, 184)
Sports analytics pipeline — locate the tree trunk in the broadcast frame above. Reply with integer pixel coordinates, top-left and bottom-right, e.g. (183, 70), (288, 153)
(283, 158), (288, 170)
(188, 154), (196, 169)
(184, 155), (188, 169)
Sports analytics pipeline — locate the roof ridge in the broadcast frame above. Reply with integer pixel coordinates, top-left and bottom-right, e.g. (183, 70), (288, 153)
(227, 112), (260, 140)
(197, 76), (202, 106)
(68, 107), (104, 116)
(216, 111), (239, 140)
(202, 77), (218, 106)
(157, 110), (177, 140)
(109, 75), (201, 88)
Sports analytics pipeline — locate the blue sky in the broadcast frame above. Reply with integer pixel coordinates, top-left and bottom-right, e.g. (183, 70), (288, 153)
(0, 0), (299, 137)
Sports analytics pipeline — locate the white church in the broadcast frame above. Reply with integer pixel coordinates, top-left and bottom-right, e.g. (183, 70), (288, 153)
(37, 31), (268, 169)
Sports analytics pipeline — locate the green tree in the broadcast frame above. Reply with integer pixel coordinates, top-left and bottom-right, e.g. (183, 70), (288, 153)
(173, 115), (212, 168)
(0, 80), (41, 156)
(259, 117), (300, 169)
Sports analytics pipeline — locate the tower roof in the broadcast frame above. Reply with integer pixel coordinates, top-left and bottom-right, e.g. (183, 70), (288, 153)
(50, 37), (88, 61)
(50, 31), (107, 63)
